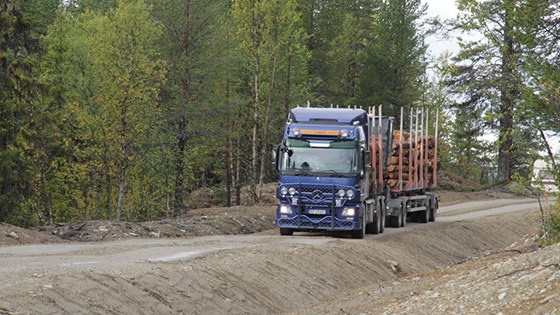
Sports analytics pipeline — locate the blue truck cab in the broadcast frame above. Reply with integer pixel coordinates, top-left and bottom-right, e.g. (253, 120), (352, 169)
(274, 107), (373, 238)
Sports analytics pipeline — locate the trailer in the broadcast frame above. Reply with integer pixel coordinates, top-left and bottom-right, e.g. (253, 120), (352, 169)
(274, 105), (439, 238)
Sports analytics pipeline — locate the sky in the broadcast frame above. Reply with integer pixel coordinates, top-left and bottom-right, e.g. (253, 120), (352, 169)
(423, 0), (460, 59)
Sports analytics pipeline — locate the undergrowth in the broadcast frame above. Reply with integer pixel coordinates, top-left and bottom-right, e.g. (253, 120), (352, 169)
(541, 198), (560, 246)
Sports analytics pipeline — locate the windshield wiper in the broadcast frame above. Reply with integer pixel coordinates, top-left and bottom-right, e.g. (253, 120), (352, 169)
(322, 170), (347, 177)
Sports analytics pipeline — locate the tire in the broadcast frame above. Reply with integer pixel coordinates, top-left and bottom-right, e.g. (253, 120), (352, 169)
(366, 210), (381, 235)
(419, 200), (429, 223)
(400, 204), (406, 227)
(390, 207), (402, 228)
(279, 228), (294, 236)
(351, 216), (365, 239)
(380, 206), (385, 233)
(429, 200), (438, 222)
(366, 209), (385, 234)
(350, 228), (365, 239)
(418, 209), (429, 223)
(384, 200), (391, 228)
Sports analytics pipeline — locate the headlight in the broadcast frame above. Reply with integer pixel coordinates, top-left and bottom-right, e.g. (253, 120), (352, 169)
(346, 189), (354, 198)
(279, 205), (292, 214)
(341, 129), (348, 138)
(280, 187), (288, 195)
(293, 128), (300, 136)
(288, 187), (297, 195)
(342, 208), (355, 216)
(337, 189), (345, 197)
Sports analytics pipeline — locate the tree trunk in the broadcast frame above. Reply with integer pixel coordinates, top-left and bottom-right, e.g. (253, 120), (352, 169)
(250, 23), (261, 203)
(284, 50), (292, 120)
(258, 54), (278, 197)
(497, 7), (515, 183)
(116, 152), (126, 221)
(236, 137), (241, 206)
(116, 99), (128, 221)
(103, 142), (112, 220)
(226, 125), (232, 208)
(538, 128), (557, 171)
(174, 116), (187, 216)
(174, 0), (192, 216)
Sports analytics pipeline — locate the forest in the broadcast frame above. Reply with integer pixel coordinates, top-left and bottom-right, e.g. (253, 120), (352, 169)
(1, 0), (559, 226)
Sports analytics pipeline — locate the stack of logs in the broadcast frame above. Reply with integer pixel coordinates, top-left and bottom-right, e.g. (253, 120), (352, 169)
(387, 131), (437, 189)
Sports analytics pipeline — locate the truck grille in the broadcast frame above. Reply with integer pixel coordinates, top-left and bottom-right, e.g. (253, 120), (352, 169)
(281, 184), (351, 206)
(278, 216), (355, 230)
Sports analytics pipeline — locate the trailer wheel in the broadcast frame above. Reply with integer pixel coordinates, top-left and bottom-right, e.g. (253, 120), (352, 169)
(429, 199), (438, 222)
(279, 228), (294, 236)
(400, 203), (406, 227)
(390, 206), (402, 228)
(383, 200), (391, 229)
(379, 200), (385, 233)
(419, 207), (429, 223)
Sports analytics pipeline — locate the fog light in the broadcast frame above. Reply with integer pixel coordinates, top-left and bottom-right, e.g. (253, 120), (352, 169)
(288, 187), (297, 195)
(342, 208), (355, 216)
(346, 189), (354, 198)
(279, 205), (292, 214)
(280, 187), (288, 195)
(337, 189), (345, 197)
(341, 129), (349, 138)
(293, 128), (300, 136)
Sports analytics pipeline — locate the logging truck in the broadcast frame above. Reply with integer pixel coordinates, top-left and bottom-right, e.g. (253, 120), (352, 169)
(273, 105), (439, 238)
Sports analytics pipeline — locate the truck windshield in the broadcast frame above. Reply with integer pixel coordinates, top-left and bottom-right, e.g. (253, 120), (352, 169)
(279, 139), (360, 176)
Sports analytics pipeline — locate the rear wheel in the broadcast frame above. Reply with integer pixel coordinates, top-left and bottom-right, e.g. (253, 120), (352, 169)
(419, 200), (429, 223)
(380, 205), (385, 233)
(279, 228), (294, 236)
(367, 211), (381, 234)
(429, 199), (438, 222)
(390, 207), (402, 228)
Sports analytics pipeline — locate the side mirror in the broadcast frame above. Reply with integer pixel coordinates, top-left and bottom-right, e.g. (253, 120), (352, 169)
(272, 145), (280, 171)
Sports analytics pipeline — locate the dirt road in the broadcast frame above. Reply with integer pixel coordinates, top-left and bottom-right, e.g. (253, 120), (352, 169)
(0, 198), (543, 314)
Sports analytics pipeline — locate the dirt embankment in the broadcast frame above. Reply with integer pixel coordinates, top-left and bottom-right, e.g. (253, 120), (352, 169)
(0, 205), (276, 245)
(0, 210), (542, 315)
(305, 231), (560, 315)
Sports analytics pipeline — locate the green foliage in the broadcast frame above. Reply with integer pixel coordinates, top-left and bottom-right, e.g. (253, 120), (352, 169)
(8, 0), (557, 227)
(306, 0), (380, 106)
(543, 201), (560, 245)
(449, 0), (550, 184)
(359, 0), (427, 117)
(232, 0), (310, 200)
(0, 0), (42, 225)
(39, 0), (168, 222)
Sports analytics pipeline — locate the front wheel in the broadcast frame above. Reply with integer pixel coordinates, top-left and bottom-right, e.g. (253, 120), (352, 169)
(351, 213), (366, 239)
(279, 228), (294, 236)
(350, 228), (365, 239)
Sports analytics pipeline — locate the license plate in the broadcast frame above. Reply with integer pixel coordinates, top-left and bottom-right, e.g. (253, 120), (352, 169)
(308, 209), (326, 215)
